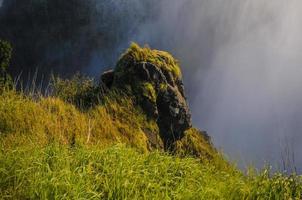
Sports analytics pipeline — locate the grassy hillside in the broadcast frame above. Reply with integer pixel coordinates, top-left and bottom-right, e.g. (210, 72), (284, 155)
(0, 43), (302, 199)
(0, 89), (157, 152)
(1, 142), (302, 199)
(1, 85), (302, 200)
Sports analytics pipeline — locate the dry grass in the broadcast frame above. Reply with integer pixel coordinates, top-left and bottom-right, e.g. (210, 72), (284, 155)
(0, 89), (156, 152)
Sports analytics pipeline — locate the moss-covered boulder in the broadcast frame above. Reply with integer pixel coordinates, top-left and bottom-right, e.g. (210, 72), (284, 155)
(99, 43), (217, 158)
(103, 43), (192, 148)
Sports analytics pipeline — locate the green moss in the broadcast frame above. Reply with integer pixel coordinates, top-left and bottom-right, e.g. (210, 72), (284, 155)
(141, 82), (156, 103)
(116, 43), (182, 80)
(174, 128), (217, 160)
(159, 83), (168, 92)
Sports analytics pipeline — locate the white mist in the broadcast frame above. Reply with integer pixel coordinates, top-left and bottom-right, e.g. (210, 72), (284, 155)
(134, 0), (302, 172)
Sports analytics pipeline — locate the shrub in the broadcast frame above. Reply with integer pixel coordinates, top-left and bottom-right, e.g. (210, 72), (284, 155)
(0, 40), (12, 90)
(50, 73), (102, 109)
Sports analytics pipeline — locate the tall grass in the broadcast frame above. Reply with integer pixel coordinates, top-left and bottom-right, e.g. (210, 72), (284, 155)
(0, 88), (157, 152)
(0, 75), (302, 199)
(1, 144), (301, 200)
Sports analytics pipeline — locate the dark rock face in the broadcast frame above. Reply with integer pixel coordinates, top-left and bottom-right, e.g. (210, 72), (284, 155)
(101, 70), (114, 89)
(110, 61), (192, 148)
(157, 84), (192, 147)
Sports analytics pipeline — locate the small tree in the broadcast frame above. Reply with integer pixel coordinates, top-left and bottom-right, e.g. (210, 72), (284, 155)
(0, 39), (12, 89)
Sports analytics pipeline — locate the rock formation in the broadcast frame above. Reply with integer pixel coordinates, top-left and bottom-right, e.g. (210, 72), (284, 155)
(101, 43), (212, 153)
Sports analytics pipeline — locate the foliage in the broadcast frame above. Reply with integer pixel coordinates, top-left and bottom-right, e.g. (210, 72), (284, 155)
(243, 169), (302, 199)
(141, 82), (156, 103)
(174, 128), (216, 159)
(50, 73), (102, 109)
(0, 40), (12, 72)
(0, 79), (301, 199)
(0, 40), (12, 89)
(0, 39), (300, 198)
(0, 144), (301, 199)
(116, 43), (182, 80)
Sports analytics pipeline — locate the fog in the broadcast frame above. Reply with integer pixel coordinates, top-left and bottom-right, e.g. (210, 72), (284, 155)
(132, 0), (302, 172)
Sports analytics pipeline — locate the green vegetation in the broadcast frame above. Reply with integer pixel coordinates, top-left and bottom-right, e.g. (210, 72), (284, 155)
(141, 82), (157, 103)
(0, 89), (157, 152)
(115, 43), (181, 80)
(1, 85), (302, 199)
(0, 40), (12, 89)
(1, 144), (302, 199)
(174, 128), (216, 159)
(0, 40), (12, 72)
(112, 43), (181, 111)
(0, 43), (302, 199)
(51, 73), (101, 109)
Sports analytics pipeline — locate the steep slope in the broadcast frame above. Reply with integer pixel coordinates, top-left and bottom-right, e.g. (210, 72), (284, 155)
(0, 43), (216, 160)
(1, 43), (302, 199)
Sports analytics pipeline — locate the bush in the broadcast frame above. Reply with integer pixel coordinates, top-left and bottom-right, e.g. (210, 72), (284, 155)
(0, 40), (12, 90)
(50, 73), (102, 109)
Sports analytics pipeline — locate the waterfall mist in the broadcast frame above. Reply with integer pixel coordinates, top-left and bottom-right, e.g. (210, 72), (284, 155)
(132, 0), (302, 172)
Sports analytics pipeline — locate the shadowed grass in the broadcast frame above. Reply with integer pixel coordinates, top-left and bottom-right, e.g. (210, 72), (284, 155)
(0, 89), (156, 152)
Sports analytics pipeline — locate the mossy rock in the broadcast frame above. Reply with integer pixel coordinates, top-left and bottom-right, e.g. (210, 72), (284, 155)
(115, 43), (182, 81)
(111, 43), (192, 148)
(98, 43), (216, 159)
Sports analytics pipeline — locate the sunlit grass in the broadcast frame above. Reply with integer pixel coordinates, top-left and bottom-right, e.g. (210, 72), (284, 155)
(1, 144), (301, 200)
(0, 89), (154, 152)
(0, 81), (301, 199)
